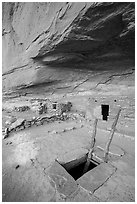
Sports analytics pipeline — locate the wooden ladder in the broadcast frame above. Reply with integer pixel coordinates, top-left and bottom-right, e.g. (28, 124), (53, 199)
(83, 107), (121, 173)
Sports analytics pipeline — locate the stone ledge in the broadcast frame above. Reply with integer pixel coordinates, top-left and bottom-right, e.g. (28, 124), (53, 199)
(66, 186), (100, 202)
(77, 162), (116, 193)
(57, 148), (89, 170)
(47, 161), (78, 197)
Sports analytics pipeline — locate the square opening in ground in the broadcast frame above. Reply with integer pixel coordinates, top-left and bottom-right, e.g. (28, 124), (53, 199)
(62, 159), (99, 180)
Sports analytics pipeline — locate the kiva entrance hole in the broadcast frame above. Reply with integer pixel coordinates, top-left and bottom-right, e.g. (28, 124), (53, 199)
(101, 104), (109, 121)
(62, 159), (98, 180)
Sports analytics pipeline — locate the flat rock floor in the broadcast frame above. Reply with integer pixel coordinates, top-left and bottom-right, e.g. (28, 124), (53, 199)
(2, 119), (135, 202)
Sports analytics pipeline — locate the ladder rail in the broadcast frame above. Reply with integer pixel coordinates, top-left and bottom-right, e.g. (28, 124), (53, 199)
(83, 118), (98, 174)
(104, 107), (121, 162)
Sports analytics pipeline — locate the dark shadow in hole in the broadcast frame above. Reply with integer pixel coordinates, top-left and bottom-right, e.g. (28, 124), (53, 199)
(101, 104), (109, 121)
(63, 160), (98, 180)
(53, 103), (57, 109)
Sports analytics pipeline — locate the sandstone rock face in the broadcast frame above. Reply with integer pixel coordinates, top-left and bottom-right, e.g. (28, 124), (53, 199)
(2, 2), (135, 91)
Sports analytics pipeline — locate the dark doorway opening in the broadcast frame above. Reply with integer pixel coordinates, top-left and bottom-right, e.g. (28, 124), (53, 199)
(62, 160), (98, 180)
(101, 104), (109, 121)
(53, 104), (57, 109)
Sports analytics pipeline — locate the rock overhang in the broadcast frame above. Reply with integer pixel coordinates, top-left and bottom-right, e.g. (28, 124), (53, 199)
(2, 2), (135, 91)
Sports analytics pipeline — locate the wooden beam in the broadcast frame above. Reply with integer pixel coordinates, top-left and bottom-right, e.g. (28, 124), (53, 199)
(83, 118), (98, 174)
(104, 107), (121, 162)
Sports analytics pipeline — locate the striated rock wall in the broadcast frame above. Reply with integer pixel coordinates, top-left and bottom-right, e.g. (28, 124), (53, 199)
(2, 2), (135, 91)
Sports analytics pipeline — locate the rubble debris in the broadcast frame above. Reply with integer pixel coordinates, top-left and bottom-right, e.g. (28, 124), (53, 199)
(65, 127), (73, 131)
(49, 126), (78, 134)
(5, 117), (17, 125)
(3, 128), (9, 139)
(2, 99), (74, 138)
(9, 118), (25, 132)
(65, 126), (76, 131)
(31, 98), (72, 115)
(3, 112), (71, 138)
(35, 120), (43, 126)
(14, 105), (30, 112)
(15, 125), (25, 131)
(37, 102), (47, 115)
(24, 120), (31, 128)
(51, 130), (57, 134)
